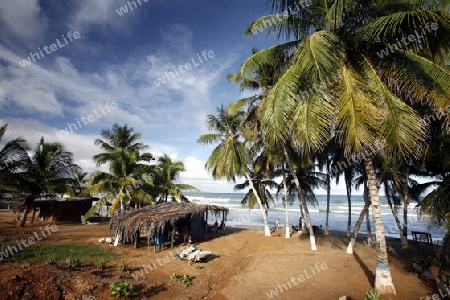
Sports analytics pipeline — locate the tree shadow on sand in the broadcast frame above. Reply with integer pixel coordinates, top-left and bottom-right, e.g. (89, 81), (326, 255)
(353, 252), (375, 288)
(135, 283), (168, 298)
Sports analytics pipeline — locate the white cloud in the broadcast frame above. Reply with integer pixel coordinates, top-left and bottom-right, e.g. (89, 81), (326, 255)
(178, 156), (236, 192)
(0, 0), (49, 42)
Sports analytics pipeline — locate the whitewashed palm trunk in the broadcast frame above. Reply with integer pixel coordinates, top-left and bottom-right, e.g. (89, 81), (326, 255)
(282, 163), (290, 238)
(245, 172), (271, 236)
(402, 168), (410, 249)
(365, 158), (396, 294)
(345, 172), (352, 237)
(363, 178), (374, 246)
(347, 199), (371, 254)
(384, 182), (407, 248)
(324, 157), (331, 235)
(284, 149), (317, 250)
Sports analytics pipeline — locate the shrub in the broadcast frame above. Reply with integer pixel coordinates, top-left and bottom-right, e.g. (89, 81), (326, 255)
(110, 279), (134, 298)
(65, 255), (81, 269)
(170, 273), (193, 287)
(117, 261), (128, 272)
(364, 290), (380, 300)
(94, 258), (106, 270)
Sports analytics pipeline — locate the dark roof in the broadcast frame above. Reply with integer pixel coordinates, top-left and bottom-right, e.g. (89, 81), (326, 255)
(110, 202), (229, 243)
(15, 197), (98, 209)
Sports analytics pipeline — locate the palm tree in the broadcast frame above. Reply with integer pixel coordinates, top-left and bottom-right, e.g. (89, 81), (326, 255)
(0, 124), (29, 208)
(67, 170), (89, 196)
(153, 154), (199, 203)
(347, 166), (373, 254)
(197, 105), (272, 236)
(234, 171), (276, 212)
(0, 124), (29, 174)
(234, 0), (450, 293)
(83, 124), (155, 218)
(2, 137), (78, 226)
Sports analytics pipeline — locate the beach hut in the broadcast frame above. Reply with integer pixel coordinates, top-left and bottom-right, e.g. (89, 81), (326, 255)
(109, 202), (228, 250)
(15, 197), (98, 223)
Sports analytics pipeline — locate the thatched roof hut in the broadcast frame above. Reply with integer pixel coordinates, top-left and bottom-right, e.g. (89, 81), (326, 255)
(15, 197), (98, 223)
(110, 202), (228, 248)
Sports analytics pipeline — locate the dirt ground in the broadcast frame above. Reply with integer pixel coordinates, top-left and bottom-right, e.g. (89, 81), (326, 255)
(0, 210), (442, 300)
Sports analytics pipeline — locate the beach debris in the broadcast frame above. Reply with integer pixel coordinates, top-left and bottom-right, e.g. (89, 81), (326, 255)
(178, 245), (213, 263)
(98, 237), (113, 244)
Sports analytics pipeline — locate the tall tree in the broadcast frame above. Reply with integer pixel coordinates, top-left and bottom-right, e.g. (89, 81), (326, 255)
(84, 124), (155, 218)
(3, 137), (78, 226)
(234, 0), (450, 293)
(197, 105), (272, 236)
(153, 154), (199, 203)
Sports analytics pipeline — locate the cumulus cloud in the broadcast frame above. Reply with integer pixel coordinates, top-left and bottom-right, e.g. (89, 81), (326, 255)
(0, 0), (49, 42)
(178, 156), (236, 192)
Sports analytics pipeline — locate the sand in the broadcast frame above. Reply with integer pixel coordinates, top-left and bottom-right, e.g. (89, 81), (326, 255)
(0, 210), (441, 299)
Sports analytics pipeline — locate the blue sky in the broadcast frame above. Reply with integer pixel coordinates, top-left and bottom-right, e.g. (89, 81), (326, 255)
(0, 0), (349, 194)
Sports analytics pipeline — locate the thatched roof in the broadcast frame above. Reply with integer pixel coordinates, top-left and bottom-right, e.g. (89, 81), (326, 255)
(110, 202), (229, 243)
(15, 197), (98, 210)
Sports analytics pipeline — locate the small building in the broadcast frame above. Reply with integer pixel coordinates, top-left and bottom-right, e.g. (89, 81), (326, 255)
(110, 202), (228, 250)
(16, 197), (98, 223)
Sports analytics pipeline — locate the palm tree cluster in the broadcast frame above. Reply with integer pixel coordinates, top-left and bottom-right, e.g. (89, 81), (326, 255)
(0, 123), (197, 225)
(83, 124), (198, 219)
(198, 0), (450, 294)
(0, 124), (79, 226)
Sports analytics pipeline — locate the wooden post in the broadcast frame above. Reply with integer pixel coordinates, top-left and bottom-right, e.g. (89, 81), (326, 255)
(31, 207), (37, 223)
(204, 210), (208, 239)
(171, 226), (175, 248)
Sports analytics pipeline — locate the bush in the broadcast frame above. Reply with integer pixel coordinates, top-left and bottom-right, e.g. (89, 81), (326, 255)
(117, 261), (128, 272)
(110, 279), (134, 298)
(364, 290), (380, 300)
(170, 273), (193, 287)
(94, 258), (106, 270)
(65, 255), (81, 269)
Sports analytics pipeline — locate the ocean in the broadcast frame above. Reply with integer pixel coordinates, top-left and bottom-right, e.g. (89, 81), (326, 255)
(184, 192), (446, 242)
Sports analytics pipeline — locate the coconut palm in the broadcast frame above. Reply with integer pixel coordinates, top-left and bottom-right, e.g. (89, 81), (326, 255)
(67, 170), (89, 197)
(234, 0), (450, 293)
(347, 165), (373, 254)
(197, 105), (272, 236)
(153, 154), (199, 203)
(234, 170), (276, 211)
(83, 124), (155, 218)
(1, 137), (78, 226)
(0, 124), (29, 174)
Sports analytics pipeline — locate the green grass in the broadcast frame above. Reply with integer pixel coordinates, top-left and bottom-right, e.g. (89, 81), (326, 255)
(0, 242), (119, 264)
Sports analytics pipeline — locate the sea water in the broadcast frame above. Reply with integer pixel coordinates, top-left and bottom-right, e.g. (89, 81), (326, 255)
(185, 192), (446, 242)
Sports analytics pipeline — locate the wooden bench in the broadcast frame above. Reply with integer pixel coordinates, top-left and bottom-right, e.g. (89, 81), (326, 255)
(411, 231), (433, 244)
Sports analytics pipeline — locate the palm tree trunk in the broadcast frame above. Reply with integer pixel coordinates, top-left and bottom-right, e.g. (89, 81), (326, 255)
(244, 172), (271, 236)
(345, 171), (352, 237)
(402, 168), (410, 249)
(346, 200), (371, 254)
(384, 181), (407, 248)
(363, 178), (374, 246)
(282, 163), (290, 238)
(300, 203), (306, 233)
(365, 158), (396, 294)
(19, 196), (34, 227)
(284, 148), (317, 250)
(325, 157), (331, 235)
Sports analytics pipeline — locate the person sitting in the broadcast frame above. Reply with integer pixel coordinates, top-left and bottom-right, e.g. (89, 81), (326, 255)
(275, 219), (282, 229)
(217, 220), (225, 233)
(180, 226), (190, 245)
(212, 220), (219, 234)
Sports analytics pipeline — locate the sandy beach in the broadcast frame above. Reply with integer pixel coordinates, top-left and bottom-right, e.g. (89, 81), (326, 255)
(0, 210), (440, 299)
